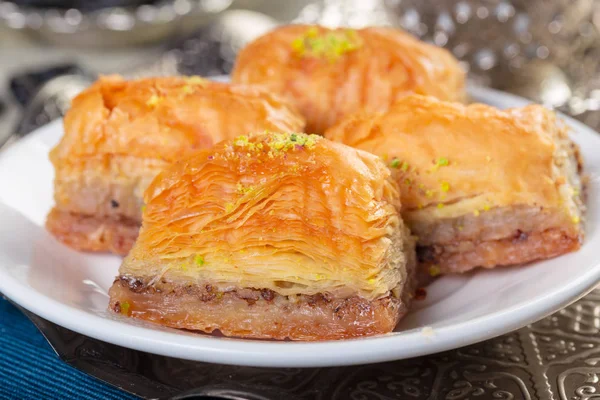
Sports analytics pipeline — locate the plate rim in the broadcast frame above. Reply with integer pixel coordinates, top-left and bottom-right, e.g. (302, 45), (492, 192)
(1, 85), (599, 368)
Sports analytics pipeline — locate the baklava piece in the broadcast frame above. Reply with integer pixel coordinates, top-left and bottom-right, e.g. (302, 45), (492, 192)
(108, 132), (416, 340)
(232, 24), (465, 134)
(325, 95), (584, 275)
(47, 75), (304, 255)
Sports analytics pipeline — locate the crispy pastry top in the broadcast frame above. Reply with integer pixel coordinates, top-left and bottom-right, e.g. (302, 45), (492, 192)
(231, 24), (465, 133)
(50, 75), (305, 167)
(122, 132), (407, 299)
(325, 95), (583, 224)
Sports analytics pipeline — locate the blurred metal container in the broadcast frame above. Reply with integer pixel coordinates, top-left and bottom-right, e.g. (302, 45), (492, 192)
(382, 0), (600, 126)
(0, 0), (233, 47)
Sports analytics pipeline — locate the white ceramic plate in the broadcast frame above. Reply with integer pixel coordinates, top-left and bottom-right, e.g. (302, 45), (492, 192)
(0, 86), (599, 368)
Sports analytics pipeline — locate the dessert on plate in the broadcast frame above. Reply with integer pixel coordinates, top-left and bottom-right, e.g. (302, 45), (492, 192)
(46, 75), (305, 255)
(108, 132), (416, 340)
(325, 95), (585, 275)
(232, 24), (465, 133)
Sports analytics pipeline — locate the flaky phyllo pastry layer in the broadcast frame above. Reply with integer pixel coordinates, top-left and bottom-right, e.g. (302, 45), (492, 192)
(109, 132), (416, 340)
(326, 95), (585, 275)
(46, 75), (305, 254)
(232, 24), (465, 134)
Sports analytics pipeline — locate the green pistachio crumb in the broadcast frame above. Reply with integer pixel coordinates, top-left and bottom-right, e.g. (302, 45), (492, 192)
(292, 27), (362, 61)
(429, 266), (441, 277)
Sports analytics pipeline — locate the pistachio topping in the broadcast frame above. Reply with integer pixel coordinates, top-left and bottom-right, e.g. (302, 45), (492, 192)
(233, 132), (320, 157)
(194, 255), (205, 266)
(236, 182), (255, 195)
(429, 265), (441, 277)
(120, 301), (130, 315)
(263, 133), (312, 148)
(146, 94), (162, 107)
(429, 157), (450, 172)
(234, 135), (250, 147)
(292, 27), (362, 61)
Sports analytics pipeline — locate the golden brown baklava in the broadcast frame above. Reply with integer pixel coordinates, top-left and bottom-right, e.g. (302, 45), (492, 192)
(108, 132), (416, 340)
(47, 75), (305, 255)
(232, 24), (465, 134)
(325, 95), (584, 275)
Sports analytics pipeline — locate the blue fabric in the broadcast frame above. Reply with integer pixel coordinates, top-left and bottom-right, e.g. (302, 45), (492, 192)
(0, 298), (139, 400)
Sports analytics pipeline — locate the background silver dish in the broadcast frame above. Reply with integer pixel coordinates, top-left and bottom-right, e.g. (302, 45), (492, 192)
(0, 0), (234, 47)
